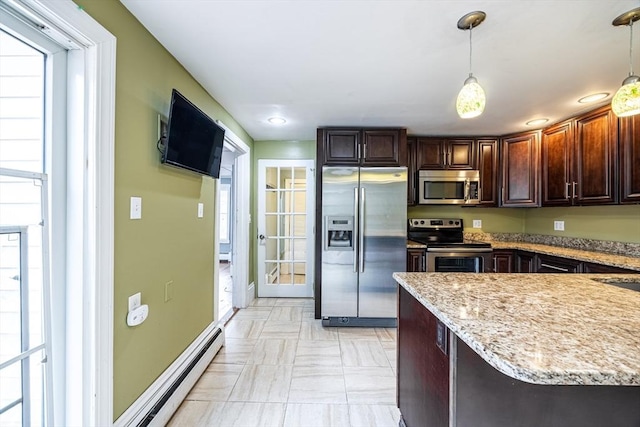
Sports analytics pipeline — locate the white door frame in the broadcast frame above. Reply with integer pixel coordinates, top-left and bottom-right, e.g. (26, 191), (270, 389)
(257, 159), (315, 298)
(6, 1), (117, 425)
(214, 121), (252, 311)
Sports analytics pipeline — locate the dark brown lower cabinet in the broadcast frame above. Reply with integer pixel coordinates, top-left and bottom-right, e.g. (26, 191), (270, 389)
(398, 286), (448, 427)
(582, 262), (637, 274)
(492, 249), (514, 273)
(406, 248), (426, 272)
(536, 254), (581, 273)
(493, 249), (638, 275)
(515, 251), (536, 273)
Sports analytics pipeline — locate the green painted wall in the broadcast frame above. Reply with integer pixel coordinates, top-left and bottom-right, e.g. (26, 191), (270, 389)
(407, 206), (526, 233)
(524, 205), (640, 243)
(75, 0), (254, 419)
(251, 140), (315, 294)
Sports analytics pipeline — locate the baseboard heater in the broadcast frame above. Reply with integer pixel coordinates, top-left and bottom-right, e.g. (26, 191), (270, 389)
(114, 323), (225, 427)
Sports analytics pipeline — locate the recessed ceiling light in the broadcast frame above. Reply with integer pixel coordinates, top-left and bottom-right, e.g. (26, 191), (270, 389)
(525, 118), (549, 126)
(267, 117), (286, 125)
(578, 93), (609, 103)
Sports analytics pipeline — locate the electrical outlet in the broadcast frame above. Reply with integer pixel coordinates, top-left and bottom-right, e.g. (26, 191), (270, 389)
(130, 196), (142, 220)
(197, 203), (204, 218)
(554, 220), (565, 231)
(128, 292), (141, 312)
(164, 281), (174, 302)
(472, 219), (482, 228)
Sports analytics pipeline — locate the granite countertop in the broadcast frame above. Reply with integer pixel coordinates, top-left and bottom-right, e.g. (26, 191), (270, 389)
(393, 272), (640, 386)
(405, 239), (640, 271)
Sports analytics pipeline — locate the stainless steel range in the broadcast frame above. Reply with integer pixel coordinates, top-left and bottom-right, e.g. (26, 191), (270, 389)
(407, 218), (492, 272)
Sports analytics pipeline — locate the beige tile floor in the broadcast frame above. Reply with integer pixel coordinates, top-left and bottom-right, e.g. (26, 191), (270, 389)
(168, 298), (400, 427)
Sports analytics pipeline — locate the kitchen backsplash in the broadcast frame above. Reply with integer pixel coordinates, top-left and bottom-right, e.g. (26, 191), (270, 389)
(464, 232), (640, 258)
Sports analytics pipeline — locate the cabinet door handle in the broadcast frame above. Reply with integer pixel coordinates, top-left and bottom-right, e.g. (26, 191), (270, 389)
(572, 182), (577, 199)
(422, 254), (426, 272)
(565, 182), (570, 199)
(540, 263), (569, 272)
(447, 149), (451, 166)
(442, 149), (447, 166)
(363, 142), (367, 159)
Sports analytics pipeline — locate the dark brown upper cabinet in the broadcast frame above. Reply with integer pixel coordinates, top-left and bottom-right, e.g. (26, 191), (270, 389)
(318, 127), (407, 167)
(415, 138), (475, 170)
(574, 105), (618, 205)
(541, 107), (617, 206)
(619, 113), (640, 203)
(477, 139), (499, 206)
(320, 128), (360, 165)
(541, 120), (573, 206)
(500, 131), (540, 207)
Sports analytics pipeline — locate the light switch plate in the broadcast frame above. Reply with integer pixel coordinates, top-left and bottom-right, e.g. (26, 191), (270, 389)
(554, 220), (565, 231)
(130, 197), (142, 220)
(472, 219), (482, 228)
(197, 203), (204, 218)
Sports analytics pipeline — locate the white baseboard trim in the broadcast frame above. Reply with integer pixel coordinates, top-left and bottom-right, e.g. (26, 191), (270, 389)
(246, 281), (255, 307)
(113, 322), (225, 427)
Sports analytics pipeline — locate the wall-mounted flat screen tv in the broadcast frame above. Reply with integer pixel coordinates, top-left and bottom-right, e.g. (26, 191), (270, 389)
(161, 89), (225, 178)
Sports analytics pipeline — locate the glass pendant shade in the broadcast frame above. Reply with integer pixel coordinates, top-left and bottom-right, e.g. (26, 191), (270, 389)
(611, 75), (640, 117)
(456, 75), (486, 119)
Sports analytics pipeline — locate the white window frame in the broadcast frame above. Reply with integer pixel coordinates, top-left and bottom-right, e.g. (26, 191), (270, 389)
(1, 1), (116, 426)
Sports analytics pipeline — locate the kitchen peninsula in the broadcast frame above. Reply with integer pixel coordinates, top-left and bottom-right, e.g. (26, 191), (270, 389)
(393, 272), (640, 427)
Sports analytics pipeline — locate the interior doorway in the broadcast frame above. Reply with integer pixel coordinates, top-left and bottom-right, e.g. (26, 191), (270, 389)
(213, 123), (251, 323)
(217, 147), (236, 322)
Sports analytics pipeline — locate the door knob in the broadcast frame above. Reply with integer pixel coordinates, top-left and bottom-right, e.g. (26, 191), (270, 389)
(259, 234), (265, 240)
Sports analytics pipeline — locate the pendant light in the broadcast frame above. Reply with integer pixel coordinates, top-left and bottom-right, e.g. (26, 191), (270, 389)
(611, 7), (640, 118)
(456, 11), (486, 119)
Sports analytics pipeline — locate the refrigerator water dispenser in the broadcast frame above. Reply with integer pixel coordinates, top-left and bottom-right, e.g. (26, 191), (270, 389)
(325, 216), (353, 251)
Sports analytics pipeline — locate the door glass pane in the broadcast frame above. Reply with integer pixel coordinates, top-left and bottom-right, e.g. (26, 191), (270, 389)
(293, 167), (305, 181)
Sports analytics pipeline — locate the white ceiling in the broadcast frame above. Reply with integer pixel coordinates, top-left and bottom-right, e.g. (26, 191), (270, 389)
(120, 0), (639, 142)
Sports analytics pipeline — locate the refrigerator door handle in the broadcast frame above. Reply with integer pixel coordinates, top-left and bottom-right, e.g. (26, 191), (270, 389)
(359, 187), (365, 273)
(353, 187), (359, 273)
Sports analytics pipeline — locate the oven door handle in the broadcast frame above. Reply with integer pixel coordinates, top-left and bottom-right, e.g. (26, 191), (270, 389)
(427, 248), (493, 253)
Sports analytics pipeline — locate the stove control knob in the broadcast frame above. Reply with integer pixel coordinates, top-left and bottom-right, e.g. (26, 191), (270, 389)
(420, 220), (425, 225)
(448, 220), (453, 225)
(455, 221), (459, 225)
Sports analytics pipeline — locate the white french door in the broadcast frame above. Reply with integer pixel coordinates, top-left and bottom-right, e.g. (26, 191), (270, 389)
(257, 160), (314, 298)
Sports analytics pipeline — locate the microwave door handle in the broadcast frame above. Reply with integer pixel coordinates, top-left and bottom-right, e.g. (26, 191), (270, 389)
(353, 187), (359, 273)
(464, 179), (470, 202)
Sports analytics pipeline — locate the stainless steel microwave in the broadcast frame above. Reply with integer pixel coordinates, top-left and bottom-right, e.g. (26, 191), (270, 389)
(418, 170), (480, 205)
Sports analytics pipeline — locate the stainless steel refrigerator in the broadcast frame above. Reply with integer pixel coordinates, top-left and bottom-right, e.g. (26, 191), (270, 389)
(320, 166), (407, 327)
